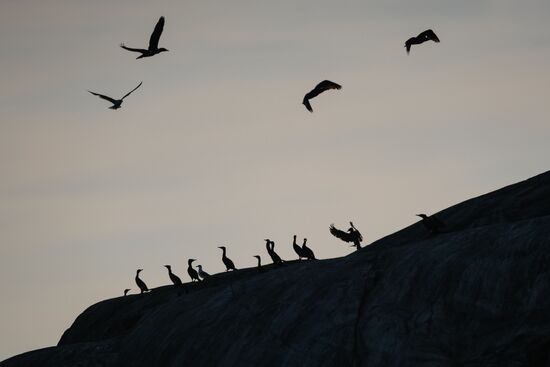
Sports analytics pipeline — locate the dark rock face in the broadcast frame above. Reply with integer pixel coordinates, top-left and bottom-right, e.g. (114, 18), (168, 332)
(3, 171), (550, 367)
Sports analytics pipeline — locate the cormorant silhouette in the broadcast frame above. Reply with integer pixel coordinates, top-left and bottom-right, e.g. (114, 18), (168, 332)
(88, 81), (142, 110)
(416, 213), (445, 234)
(124, 288), (131, 296)
(292, 235), (307, 260)
(187, 259), (201, 282)
(405, 29), (440, 54)
(329, 222), (363, 250)
(120, 16), (169, 59)
(265, 239), (283, 265)
(253, 255), (265, 273)
(164, 265), (182, 285)
(218, 246), (237, 271)
(301, 238), (316, 260)
(196, 265), (211, 280)
(135, 269), (149, 294)
(302, 80), (342, 112)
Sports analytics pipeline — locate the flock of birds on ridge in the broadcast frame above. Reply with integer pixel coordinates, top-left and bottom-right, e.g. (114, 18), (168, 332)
(129, 215), (445, 296)
(89, 16), (440, 112)
(84, 16), (444, 296)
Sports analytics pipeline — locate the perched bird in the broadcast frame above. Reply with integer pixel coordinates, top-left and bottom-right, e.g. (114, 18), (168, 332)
(253, 255), (265, 273)
(196, 265), (211, 280)
(123, 288), (131, 296)
(329, 222), (363, 251)
(120, 16), (169, 59)
(302, 80), (342, 112)
(301, 238), (316, 260)
(135, 269), (149, 294)
(416, 213), (445, 234)
(164, 265), (182, 285)
(292, 235), (307, 260)
(88, 81), (142, 110)
(218, 246), (237, 271)
(405, 29), (440, 54)
(265, 239), (283, 265)
(187, 259), (201, 282)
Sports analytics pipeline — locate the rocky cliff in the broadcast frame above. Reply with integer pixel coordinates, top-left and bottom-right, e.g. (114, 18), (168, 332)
(3, 171), (550, 366)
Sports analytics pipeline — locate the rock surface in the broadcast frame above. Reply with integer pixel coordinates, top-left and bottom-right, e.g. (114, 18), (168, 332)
(3, 171), (550, 366)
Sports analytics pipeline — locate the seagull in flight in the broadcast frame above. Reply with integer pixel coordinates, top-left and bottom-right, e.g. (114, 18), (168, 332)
(302, 80), (342, 112)
(405, 29), (440, 54)
(120, 16), (169, 59)
(88, 82), (142, 110)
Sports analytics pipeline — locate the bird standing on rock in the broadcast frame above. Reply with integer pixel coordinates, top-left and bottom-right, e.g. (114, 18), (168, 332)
(416, 213), (445, 234)
(196, 265), (211, 280)
(187, 259), (201, 282)
(293, 235), (307, 260)
(135, 269), (149, 294)
(329, 222), (363, 251)
(218, 246), (237, 271)
(164, 265), (182, 285)
(301, 238), (316, 260)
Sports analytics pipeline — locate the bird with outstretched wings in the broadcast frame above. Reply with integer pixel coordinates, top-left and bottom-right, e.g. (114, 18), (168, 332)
(329, 222), (363, 251)
(120, 17), (168, 59)
(88, 82), (142, 110)
(303, 80), (342, 112)
(405, 29), (440, 54)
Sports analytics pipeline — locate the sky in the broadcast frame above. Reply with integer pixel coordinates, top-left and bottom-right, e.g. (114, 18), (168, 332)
(1, 0), (550, 360)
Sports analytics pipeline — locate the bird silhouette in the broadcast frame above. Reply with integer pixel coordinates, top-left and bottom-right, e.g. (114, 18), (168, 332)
(301, 238), (316, 260)
(164, 265), (182, 285)
(405, 29), (440, 54)
(187, 259), (201, 282)
(120, 16), (169, 59)
(265, 239), (283, 265)
(329, 222), (363, 251)
(253, 255), (265, 273)
(302, 80), (342, 112)
(88, 81), (142, 110)
(123, 288), (131, 296)
(292, 235), (307, 260)
(416, 213), (445, 234)
(196, 265), (211, 280)
(218, 246), (237, 271)
(135, 269), (149, 294)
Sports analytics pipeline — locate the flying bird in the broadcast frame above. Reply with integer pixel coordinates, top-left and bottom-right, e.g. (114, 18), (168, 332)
(88, 82), (142, 110)
(120, 16), (169, 59)
(416, 213), (445, 234)
(329, 222), (363, 251)
(405, 29), (440, 54)
(302, 80), (342, 112)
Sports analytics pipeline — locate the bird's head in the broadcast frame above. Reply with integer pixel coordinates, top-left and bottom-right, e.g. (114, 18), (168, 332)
(264, 239), (270, 243)
(416, 214), (428, 219)
(218, 246), (226, 250)
(137, 269), (143, 274)
(164, 265), (171, 269)
(188, 259), (196, 264)
(197, 265), (202, 269)
(303, 238), (307, 244)
(253, 255), (260, 260)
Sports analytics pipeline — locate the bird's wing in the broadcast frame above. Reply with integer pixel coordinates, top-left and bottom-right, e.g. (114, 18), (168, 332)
(149, 16), (165, 50)
(421, 29), (440, 42)
(120, 43), (147, 53)
(329, 224), (353, 243)
(121, 82), (143, 100)
(303, 96), (313, 112)
(405, 38), (414, 54)
(316, 80), (342, 92)
(88, 91), (117, 104)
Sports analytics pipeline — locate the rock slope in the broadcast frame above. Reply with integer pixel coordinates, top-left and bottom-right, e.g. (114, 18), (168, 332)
(3, 171), (550, 366)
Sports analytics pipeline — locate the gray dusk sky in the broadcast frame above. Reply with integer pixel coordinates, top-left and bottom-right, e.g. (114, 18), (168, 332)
(1, 0), (550, 360)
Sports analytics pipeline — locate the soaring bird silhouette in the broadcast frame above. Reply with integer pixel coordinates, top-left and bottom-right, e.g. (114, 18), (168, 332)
(329, 222), (363, 251)
(88, 82), (142, 110)
(265, 239), (283, 265)
(164, 265), (182, 285)
(253, 255), (265, 273)
(302, 80), (342, 112)
(416, 213), (445, 234)
(301, 238), (316, 260)
(123, 288), (131, 296)
(187, 259), (201, 282)
(120, 16), (169, 59)
(135, 269), (149, 294)
(405, 29), (440, 54)
(196, 265), (210, 280)
(218, 246), (237, 271)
